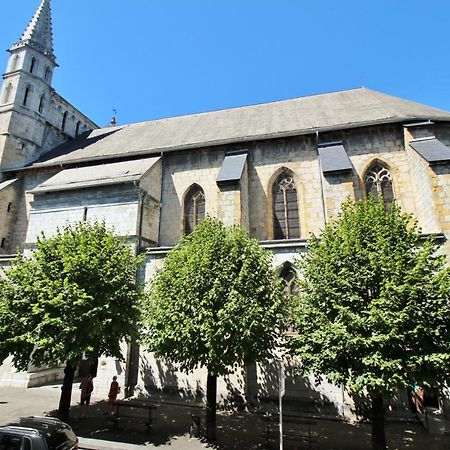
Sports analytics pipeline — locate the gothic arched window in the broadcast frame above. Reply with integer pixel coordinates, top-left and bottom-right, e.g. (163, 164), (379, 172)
(184, 185), (206, 234)
(23, 85), (31, 106)
(30, 57), (37, 74)
(38, 94), (45, 114)
(365, 163), (394, 211)
(75, 121), (81, 136)
(11, 55), (20, 71)
(44, 66), (51, 82)
(61, 111), (68, 131)
(272, 171), (300, 240)
(280, 262), (297, 296)
(3, 83), (12, 104)
(279, 262), (298, 333)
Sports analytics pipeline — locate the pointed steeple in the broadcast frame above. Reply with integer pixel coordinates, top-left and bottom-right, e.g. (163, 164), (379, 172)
(11, 0), (55, 61)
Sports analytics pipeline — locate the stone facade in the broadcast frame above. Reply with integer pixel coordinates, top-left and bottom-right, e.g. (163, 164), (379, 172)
(2, 0), (450, 423)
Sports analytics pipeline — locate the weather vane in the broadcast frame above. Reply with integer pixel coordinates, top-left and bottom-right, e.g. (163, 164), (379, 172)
(110, 108), (117, 126)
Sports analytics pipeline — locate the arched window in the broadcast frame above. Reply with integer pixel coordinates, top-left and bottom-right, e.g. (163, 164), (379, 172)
(279, 262), (298, 333)
(280, 262), (297, 296)
(30, 57), (37, 74)
(365, 162), (394, 211)
(272, 171), (300, 240)
(184, 185), (206, 234)
(75, 121), (81, 136)
(44, 66), (51, 81)
(38, 94), (46, 114)
(23, 85), (31, 106)
(61, 111), (68, 131)
(3, 83), (12, 104)
(11, 55), (20, 71)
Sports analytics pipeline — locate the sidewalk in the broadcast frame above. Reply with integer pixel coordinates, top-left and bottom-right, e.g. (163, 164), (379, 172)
(0, 384), (449, 449)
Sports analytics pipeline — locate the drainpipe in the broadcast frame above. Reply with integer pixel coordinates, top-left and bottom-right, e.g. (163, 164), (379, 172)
(137, 187), (145, 253)
(125, 181), (145, 397)
(316, 131), (328, 224)
(157, 151), (164, 246)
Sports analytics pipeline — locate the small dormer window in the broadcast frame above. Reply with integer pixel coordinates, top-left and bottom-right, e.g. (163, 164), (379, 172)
(44, 66), (51, 81)
(30, 57), (37, 74)
(61, 111), (68, 131)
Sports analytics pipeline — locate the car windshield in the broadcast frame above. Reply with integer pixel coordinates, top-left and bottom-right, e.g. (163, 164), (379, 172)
(44, 426), (77, 450)
(0, 432), (22, 450)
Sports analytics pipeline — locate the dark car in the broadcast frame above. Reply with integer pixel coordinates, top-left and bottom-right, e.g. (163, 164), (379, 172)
(0, 416), (78, 450)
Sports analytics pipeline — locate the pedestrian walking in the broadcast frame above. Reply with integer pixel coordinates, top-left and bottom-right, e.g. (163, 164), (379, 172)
(107, 375), (121, 415)
(79, 374), (94, 418)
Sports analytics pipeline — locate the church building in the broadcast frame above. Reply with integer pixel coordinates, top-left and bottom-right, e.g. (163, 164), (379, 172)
(2, 0), (450, 420)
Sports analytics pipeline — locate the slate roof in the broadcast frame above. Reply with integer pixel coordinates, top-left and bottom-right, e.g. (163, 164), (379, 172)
(0, 179), (18, 192)
(32, 88), (450, 168)
(30, 157), (160, 193)
(318, 144), (353, 174)
(216, 152), (248, 184)
(410, 138), (450, 164)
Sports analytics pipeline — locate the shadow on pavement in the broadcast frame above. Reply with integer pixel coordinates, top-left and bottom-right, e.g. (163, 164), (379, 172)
(47, 399), (267, 448)
(45, 399), (449, 450)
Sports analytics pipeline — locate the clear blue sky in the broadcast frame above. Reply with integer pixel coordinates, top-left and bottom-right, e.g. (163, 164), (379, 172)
(1, 0), (450, 127)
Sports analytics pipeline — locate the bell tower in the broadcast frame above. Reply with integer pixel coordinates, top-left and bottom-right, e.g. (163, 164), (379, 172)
(0, 0), (58, 175)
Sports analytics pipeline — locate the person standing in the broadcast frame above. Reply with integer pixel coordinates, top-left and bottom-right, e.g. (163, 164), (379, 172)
(107, 375), (121, 415)
(79, 374), (94, 418)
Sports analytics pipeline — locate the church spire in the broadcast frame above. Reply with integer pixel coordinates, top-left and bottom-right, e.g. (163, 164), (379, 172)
(11, 0), (55, 61)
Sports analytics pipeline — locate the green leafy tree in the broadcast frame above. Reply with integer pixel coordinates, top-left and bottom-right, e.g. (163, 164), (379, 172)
(0, 221), (142, 420)
(289, 197), (450, 450)
(141, 217), (284, 440)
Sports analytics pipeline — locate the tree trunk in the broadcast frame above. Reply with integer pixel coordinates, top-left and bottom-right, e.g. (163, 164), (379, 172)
(58, 361), (76, 421)
(206, 371), (217, 441)
(371, 393), (386, 450)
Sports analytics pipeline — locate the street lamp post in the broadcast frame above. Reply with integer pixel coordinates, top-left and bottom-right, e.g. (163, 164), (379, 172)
(279, 330), (298, 450)
(278, 360), (285, 450)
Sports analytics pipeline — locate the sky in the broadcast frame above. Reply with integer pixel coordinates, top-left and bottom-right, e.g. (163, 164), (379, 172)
(1, 0), (450, 128)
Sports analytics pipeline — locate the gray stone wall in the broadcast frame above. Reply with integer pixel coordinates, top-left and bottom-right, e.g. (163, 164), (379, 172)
(159, 147), (223, 245)
(155, 124), (450, 248)
(240, 161), (250, 230)
(0, 179), (20, 254)
(9, 168), (60, 252)
(139, 160), (162, 245)
(404, 127), (440, 234)
(25, 185), (143, 245)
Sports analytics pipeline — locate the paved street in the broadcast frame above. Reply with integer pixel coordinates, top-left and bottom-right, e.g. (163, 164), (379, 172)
(0, 384), (449, 449)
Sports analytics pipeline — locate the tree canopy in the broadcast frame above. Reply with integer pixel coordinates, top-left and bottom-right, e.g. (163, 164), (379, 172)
(289, 197), (450, 449)
(141, 217), (284, 439)
(0, 221), (142, 417)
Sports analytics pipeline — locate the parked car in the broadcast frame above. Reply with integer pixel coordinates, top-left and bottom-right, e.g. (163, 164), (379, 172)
(0, 416), (78, 450)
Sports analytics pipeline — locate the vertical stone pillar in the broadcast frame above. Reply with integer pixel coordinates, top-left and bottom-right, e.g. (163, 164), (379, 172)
(317, 141), (354, 222)
(216, 152), (249, 230)
(403, 123), (440, 234)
